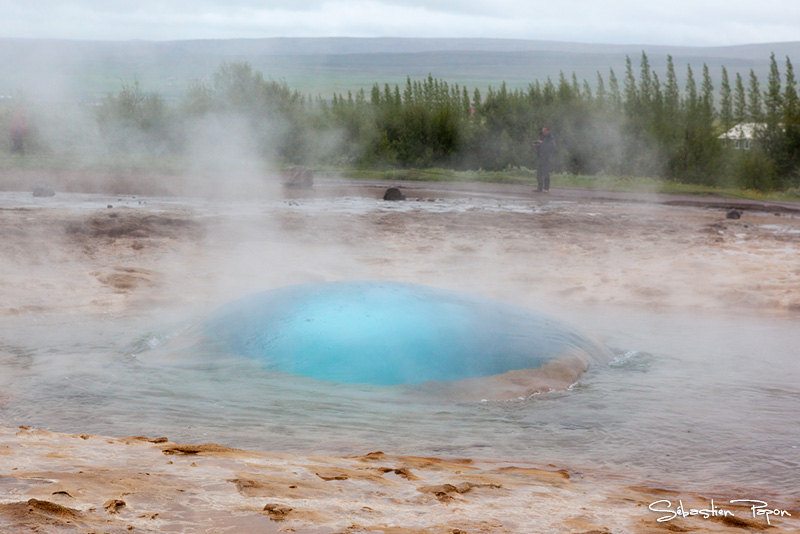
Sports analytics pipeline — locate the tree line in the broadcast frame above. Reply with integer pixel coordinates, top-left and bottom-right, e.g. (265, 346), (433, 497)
(5, 53), (800, 191)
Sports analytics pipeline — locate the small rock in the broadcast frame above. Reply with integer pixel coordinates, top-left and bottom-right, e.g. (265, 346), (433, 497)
(263, 503), (293, 521)
(281, 166), (314, 188)
(383, 187), (406, 201)
(103, 499), (126, 514)
(726, 208), (741, 219)
(32, 184), (55, 197)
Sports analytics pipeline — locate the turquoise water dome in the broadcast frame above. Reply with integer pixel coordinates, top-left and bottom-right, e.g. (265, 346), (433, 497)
(201, 281), (612, 386)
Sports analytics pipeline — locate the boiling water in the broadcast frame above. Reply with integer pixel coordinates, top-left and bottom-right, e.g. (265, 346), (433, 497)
(1, 303), (797, 495)
(0, 190), (798, 499)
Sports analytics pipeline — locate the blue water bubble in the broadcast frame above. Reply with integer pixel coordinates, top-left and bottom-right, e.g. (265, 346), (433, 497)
(201, 281), (612, 386)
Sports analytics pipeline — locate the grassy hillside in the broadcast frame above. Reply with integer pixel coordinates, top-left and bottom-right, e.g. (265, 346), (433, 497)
(0, 37), (797, 101)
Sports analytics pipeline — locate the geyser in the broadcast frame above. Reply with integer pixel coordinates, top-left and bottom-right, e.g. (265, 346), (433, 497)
(201, 281), (612, 386)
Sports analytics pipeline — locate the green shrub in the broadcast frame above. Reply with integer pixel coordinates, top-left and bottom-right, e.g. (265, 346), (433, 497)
(734, 149), (777, 191)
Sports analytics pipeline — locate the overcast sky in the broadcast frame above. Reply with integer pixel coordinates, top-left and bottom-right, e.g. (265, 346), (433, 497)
(2, 1), (799, 46)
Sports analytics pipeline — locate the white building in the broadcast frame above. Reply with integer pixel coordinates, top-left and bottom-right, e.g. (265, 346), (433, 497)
(718, 122), (765, 150)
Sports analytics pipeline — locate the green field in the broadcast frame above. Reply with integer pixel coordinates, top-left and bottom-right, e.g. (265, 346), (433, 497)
(3, 151), (797, 204)
(332, 167), (800, 203)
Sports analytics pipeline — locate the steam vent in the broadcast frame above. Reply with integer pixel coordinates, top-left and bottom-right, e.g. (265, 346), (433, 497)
(202, 281), (612, 386)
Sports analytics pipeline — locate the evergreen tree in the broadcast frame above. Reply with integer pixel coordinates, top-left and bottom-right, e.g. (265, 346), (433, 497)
(664, 55), (680, 122)
(383, 83), (394, 109)
(734, 72), (747, 123)
(371, 83), (381, 106)
(651, 72), (664, 123)
(471, 87), (481, 108)
(595, 71), (607, 105)
(582, 79), (593, 100)
(675, 64), (714, 184)
(700, 64), (715, 121)
(394, 85), (402, 109)
(784, 56), (799, 125)
(747, 69), (763, 122)
(638, 52), (654, 109)
(608, 68), (621, 111)
(571, 72), (581, 96)
(558, 71), (574, 102)
(542, 77), (556, 104)
(623, 56), (638, 116)
(764, 53), (783, 133)
(720, 66), (733, 135)
(684, 64), (697, 111)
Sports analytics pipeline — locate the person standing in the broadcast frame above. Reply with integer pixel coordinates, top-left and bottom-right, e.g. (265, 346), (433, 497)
(10, 110), (28, 156)
(532, 125), (555, 192)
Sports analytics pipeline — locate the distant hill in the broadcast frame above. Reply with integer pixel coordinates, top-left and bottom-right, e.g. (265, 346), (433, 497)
(1, 37), (798, 101)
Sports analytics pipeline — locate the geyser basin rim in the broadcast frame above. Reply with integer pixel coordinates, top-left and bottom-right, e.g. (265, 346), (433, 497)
(201, 281), (612, 386)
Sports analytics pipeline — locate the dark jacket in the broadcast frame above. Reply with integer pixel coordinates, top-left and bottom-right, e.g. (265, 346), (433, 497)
(536, 132), (556, 171)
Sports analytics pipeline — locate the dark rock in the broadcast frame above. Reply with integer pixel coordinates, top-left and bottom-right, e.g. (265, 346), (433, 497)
(263, 503), (293, 521)
(726, 208), (742, 219)
(383, 187), (406, 201)
(281, 166), (314, 188)
(102, 499), (126, 514)
(32, 184), (55, 197)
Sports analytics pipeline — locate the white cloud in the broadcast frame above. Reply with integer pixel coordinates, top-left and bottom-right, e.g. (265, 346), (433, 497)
(0, 0), (799, 45)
